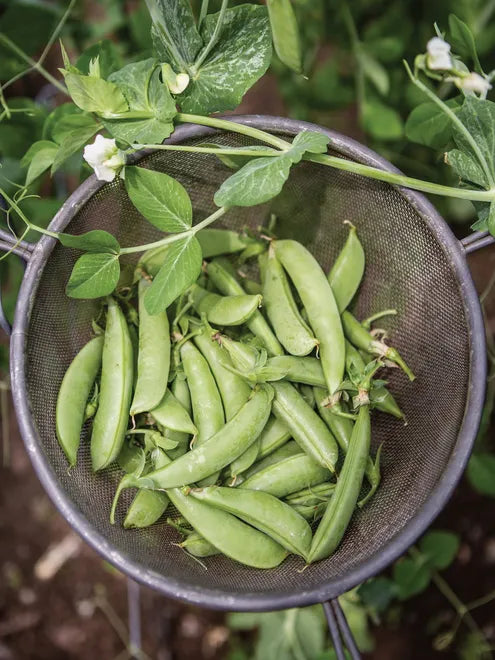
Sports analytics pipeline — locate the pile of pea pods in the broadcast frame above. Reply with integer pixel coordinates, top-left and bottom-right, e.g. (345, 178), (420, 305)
(56, 224), (414, 567)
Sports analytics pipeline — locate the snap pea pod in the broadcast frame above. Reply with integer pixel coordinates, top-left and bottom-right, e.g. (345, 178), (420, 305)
(197, 228), (258, 258)
(166, 376), (193, 460)
(91, 298), (134, 471)
(243, 440), (301, 480)
(124, 489), (169, 529)
(290, 501), (327, 522)
(242, 279), (262, 295)
(207, 259), (283, 356)
(150, 389), (197, 435)
(239, 453), (331, 498)
(345, 340), (404, 419)
(285, 482), (336, 506)
(299, 384), (316, 409)
(127, 323), (139, 388)
(220, 334), (258, 371)
(180, 531), (219, 557)
(130, 279), (170, 415)
(263, 248), (317, 356)
(313, 387), (380, 503)
(190, 486), (312, 558)
(56, 335), (104, 466)
(193, 326), (255, 477)
(189, 284), (262, 326)
(341, 311), (415, 381)
(272, 381), (339, 472)
(266, 0), (303, 73)
(143, 386), (273, 489)
(308, 404), (371, 562)
(136, 244), (168, 278)
(328, 223), (365, 312)
(273, 240), (345, 395)
(265, 355), (325, 387)
(257, 415), (291, 459)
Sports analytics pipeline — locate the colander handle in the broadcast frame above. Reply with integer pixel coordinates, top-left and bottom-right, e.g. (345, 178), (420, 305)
(461, 230), (495, 254)
(324, 600), (361, 659)
(0, 228), (35, 336)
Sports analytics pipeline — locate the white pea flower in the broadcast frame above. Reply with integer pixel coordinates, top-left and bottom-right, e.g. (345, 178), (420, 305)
(426, 37), (453, 71)
(83, 135), (125, 182)
(455, 71), (492, 94)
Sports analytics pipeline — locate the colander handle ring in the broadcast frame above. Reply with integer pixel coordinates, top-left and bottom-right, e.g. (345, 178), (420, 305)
(0, 227), (34, 336)
(324, 599), (361, 659)
(461, 230), (495, 254)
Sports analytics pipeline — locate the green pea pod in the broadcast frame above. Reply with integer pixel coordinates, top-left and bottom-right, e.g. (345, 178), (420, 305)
(166, 376), (193, 460)
(189, 284), (262, 326)
(290, 501), (327, 522)
(180, 531), (219, 557)
(308, 405), (371, 562)
(242, 279), (262, 295)
(91, 298), (134, 471)
(56, 335), (104, 466)
(328, 223), (365, 312)
(190, 486), (312, 558)
(267, 0), (303, 73)
(285, 481), (336, 506)
(150, 389), (197, 436)
(341, 311), (415, 381)
(117, 438), (146, 474)
(244, 440), (301, 480)
(130, 279), (170, 415)
(229, 437), (261, 478)
(124, 489), (169, 529)
(207, 259), (283, 356)
(144, 386), (273, 489)
(274, 240), (345, 394)
(272, 381), (339, 472)
(265, 356), (325, 387)
(220, 334), (258, 371)
(257, 415), (292, 459)
(197, 228), (257, 258)
(299, 384), (316, 408)
(263, 248), (317, 356)
(240, 452), (330, 498)
(127, 323), (139, 388)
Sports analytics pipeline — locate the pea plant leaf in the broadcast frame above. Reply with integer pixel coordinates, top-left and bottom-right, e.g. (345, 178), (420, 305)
(58, 230), (120, 254)
(392, 557), (431, 600)
(66, 252), (120, 299)
(448, 14), (483, 74)
(51, 112), (98, 145)
(51, 122), (101, 174)
(467, 452), (495, 497)
(172, 5), (272, 115)
(405, 99), (461, 149)
(21, 140), (58, 185)
(419, 530), (460, 570)
(358, 577), (398, 615)
(148, 0), (203, 72)
(363, 99), (403, 141)
(445, 150), (487, 188)
(288, 130), (329, 162)
(358, 49), (389, 96)
(103, 59), (176, 143)
(125, 166), (192, 232)
(62, 72), (128, 117)
(144, 236), (202, 314)
(76, 39), (123, 79)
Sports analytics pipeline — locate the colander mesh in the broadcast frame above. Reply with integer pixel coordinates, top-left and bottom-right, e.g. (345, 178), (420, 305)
(25, 129), (468, 598)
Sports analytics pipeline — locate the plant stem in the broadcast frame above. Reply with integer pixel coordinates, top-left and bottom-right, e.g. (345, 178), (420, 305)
(119, 206), (227, 255)
(341, 4), (365, 120)
(198, 0), (209, 30)
(466, 589), (495, 613)
(145, 0), (191, 74)
(131, 143), (277, 157)
(192, 0), (228, 73)
(0, 188), (59, 242)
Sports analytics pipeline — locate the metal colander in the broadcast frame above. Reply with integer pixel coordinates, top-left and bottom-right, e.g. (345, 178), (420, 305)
(3, 117), (487, 621)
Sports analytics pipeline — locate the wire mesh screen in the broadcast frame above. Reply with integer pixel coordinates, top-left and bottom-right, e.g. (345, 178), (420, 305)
(24, 128), (469, 600)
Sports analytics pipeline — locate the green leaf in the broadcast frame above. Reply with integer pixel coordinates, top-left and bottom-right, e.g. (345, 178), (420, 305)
(340, 596), (375, 653)
(449, 14), (483, 74)
(144, 236), (202, 314)
(467, 453), (495, 497)
(419, 530), (460, 570)
(446, 149), (487, 188)
(66, 253), (120, 299)
(362, 100), (403, 141)
(393, 557), (431, 600)
(295, 607), (326, 658)
(76, 40), (123, 79)
(174, 5), (272, 115)
(149, 0), (203, 71)
(227, 612), (264, 630)
(51, 123), (101, 174)
(42, 103), (81, 142)
(21, 140), (58, 186)
(267, 0), (302, 73)
(125, 167), (192, 233)
(59, 230), (120, 254)
(254, 612), (291, 660)
(289, 130), (329, 162)
(63, 72), (128, 117)
(405, 99), (461, 149)
(117, 441), (146, 474)
(51, 113), (98, 145)
(452, 96), (495, 188)
(358, 577), (397, 614)
(0, 99), (47, 158)
(214, 155), (292, 207)
(359, 50), (389, 96)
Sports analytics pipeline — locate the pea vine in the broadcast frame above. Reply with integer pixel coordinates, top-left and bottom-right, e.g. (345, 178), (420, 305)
(2, 0), (495, 315)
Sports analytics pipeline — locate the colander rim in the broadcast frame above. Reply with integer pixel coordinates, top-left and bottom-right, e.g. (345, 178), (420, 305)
(10, 115), (486, 611)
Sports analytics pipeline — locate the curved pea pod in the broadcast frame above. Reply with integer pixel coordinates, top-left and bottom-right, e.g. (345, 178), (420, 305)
(166, 376), (193, 460)
(263, 248), (318, 356)
(219, 334), (258, 371)
(299, 384), (316, 408)
(150, 389), (197, 435)
(328, 223), (365, 312)
(207, 259), (283, 356)
(272, 381), (339, 472)
(180, 531), (219, 557)
(257, 415), (291, 459)
(266, 0), (302, 73)
(285, 481), (336, 506)
(171, 486), (287, 568)
(308, 405), (371, 563)
(229, 438), (261, 478)
(290, 501), (327, 522)
(130, 279), (170, 415)
(124, 489), (169, 529)
(190, 486), (312, 558)
(240, 453), (330, 498)
(273, 240), (345, 394)
(56, 335), (104, 466)
(91, 298), (134, 471)
(341, 311), (415, 381)
(189, 284), (262, 326)
(197, 228), (257, 258)
(244, 440), (301, 480)
(144, 386), (274, 489)
(266, 356), (325, 387)
(242, 279), (262, 295)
